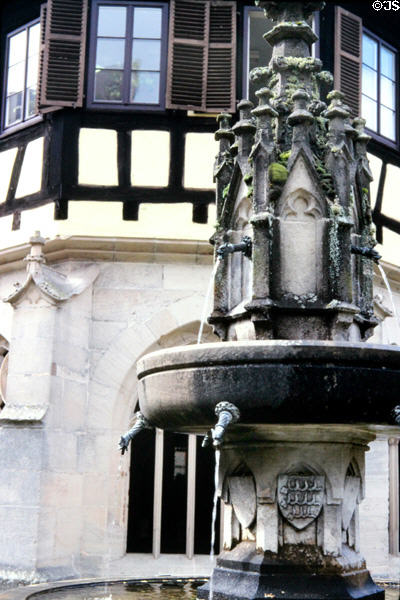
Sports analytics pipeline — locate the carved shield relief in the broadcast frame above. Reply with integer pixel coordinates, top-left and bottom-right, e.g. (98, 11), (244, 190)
(278, 474), (325, 530)
(228, 475), (257, 529)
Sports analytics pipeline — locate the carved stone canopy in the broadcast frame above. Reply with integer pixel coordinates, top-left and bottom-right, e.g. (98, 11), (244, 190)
(211, 0), (377, 344)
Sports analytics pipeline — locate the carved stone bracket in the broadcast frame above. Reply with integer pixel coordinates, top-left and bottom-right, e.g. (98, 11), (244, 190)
(4, 231), (99, 308)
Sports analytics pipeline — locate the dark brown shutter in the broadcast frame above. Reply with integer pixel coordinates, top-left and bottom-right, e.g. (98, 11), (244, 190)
(334, 6), (362, 117)
(166, 0), (236, 113)
(39, 0), (88, 109)
(36, 3), (47, 113)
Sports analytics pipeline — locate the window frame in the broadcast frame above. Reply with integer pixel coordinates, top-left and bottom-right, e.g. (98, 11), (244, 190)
(1, 18), (41, 133)
(362, 27), (399, 150)
(87, 0), (169, 112)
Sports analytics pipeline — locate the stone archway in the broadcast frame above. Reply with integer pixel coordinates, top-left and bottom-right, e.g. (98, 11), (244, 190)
(88, 299), (217, 561)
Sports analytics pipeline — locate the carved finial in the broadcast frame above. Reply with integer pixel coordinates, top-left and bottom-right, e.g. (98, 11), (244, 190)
(325, 91), (350, 120)
(288, 89), (314, 126)
(353, 117), (371, 144)
(25, 231), (46, 272)
(252, 88), (278, 118)
(233, 100), (256, 162)
(215, 113), (234, 144)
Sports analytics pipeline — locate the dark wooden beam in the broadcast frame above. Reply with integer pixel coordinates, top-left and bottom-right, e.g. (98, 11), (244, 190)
(117, 130), (131, 188)
(192, 203), (209, 223)
(61, 112), (80, 186)
(0, 192), (59, 217)
(11, 211), (21, 231)
(374, 212), (400, 236)
(123, 201), (139, 220)
(0, 122), (45, 151)
(372, 161), (387, 244)
(169, 124), (185, 190)
(54, 199), (68, 220)
(5, 146), (26, 204)
(63, 184), (215, 204)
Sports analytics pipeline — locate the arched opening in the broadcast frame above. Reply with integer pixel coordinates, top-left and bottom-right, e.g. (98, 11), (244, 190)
(125, 322), (220, 556)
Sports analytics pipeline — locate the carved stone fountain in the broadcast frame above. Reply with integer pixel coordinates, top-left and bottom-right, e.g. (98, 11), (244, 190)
(134, 2), (400, 599)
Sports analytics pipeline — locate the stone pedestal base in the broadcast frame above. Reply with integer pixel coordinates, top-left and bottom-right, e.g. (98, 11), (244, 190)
(198, 542), (383, 600)
(195, 426), (383, 600)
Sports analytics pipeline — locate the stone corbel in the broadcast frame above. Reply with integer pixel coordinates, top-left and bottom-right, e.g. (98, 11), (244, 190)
(4, 232), (99, 308)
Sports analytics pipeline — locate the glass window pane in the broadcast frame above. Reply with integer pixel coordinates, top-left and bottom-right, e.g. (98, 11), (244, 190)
(28, 23), (40, 57)
(95, 69), (123, 101)
(361, 95), (377, 131)
(96, 39), (125, 69)
(131, 71), (160, 103)
(381, 46), (395, 80)
(362, 65), (377, 100)
(8, 30), (27, 67)
(7, 62), (25, 95)
(248, 10), (273, 104)
(362, 34), (377, 70)
(26, 53), (39, 88)
(381, 76), (395, 110)
(25, 86), (37, 119)
(380, 106), (396, 140)
(5, 93), (23, 126)
(98, 6), (126, 37)
(132, 40), (161, 71)
(133, 7), (162, 38)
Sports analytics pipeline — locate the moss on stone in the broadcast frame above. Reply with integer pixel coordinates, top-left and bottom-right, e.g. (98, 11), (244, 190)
(279, 150), (291, 163)
(243, 172), (253, 184)
(222, 184), (230, 199)
(268, 162), (288, 184)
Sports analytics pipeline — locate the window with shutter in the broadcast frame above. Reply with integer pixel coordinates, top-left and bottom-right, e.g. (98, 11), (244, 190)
(87, 1), (168, 110)
(335, 7), (398, 145)
(39, 0), (88, 109)
(166, 0), (236, 113)
(334, 6), (362, 118)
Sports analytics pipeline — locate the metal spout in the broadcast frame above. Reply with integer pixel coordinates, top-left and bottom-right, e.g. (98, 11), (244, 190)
(119, 411), (152, 454)
(351, 245), (381, 263)
(211, 402), (241, 448)
(217, 236), (252, 260)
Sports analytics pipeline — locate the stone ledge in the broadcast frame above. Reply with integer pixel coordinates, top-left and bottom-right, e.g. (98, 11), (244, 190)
(0, 236), (213, 274)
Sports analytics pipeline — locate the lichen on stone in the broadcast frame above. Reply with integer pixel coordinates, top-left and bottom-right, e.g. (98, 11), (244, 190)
(222, 184), (230, 199)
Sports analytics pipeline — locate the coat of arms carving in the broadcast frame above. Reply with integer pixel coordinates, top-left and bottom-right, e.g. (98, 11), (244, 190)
(278, 474), (325, 530)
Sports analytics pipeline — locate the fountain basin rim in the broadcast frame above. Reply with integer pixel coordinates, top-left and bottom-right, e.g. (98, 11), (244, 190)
(137, 340), (400, 429)
(137, 339), (400, 378)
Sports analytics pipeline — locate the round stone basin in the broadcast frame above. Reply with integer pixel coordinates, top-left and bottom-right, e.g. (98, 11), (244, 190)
(137, 340), (400, 431)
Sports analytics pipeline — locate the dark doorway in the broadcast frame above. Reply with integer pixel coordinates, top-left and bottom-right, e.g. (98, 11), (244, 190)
(127, 430), (219, 555)
(161, 432), (188, 553)
(126, 428), (155, 553)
